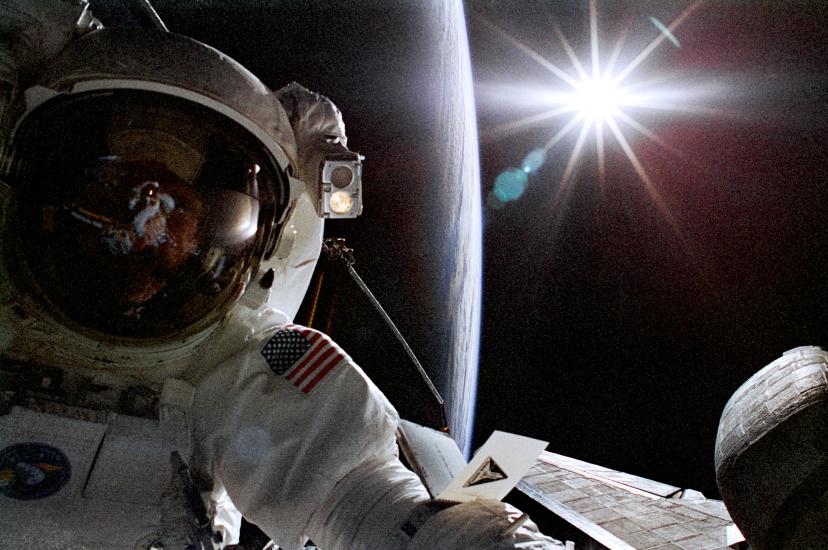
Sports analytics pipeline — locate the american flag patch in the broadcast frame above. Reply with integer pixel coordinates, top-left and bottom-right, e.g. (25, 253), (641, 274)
(260, 325), (348, 394)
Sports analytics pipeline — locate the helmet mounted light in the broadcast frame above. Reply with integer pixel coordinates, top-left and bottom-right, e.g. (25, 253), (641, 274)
(319, 152), (364, 218)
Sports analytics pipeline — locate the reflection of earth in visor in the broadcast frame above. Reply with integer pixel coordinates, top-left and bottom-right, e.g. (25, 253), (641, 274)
(11, 91), (288, 339)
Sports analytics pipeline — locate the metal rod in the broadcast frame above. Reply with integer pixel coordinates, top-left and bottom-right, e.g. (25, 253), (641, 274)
(345, 263), (445, 407)
(136, 0), (168, 31)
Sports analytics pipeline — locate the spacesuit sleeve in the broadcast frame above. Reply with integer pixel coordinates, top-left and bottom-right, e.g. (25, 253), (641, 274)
(190, 323), (428, 548)
(0, 0), (98, 92)
(0, 0), (99, 139)
(273, 82), (352, 191)
(191, 323), (562, 549)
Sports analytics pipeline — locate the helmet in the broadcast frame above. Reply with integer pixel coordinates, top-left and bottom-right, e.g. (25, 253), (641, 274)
(2, 28), (322, 348)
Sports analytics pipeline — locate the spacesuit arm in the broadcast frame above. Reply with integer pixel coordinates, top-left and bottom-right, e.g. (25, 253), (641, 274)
(305, 457), (566, 550)
(0, 0), (100, 157)
(274, 82), (352, 190)
(192, 323), (561, 549)
(0, 0), (99, 103)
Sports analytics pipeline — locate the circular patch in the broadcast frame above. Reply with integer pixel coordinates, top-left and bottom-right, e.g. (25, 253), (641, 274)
(0, 443), (71, 500)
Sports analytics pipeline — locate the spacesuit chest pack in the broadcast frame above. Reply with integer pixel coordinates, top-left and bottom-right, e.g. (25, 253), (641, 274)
(0, 371), (196, 549)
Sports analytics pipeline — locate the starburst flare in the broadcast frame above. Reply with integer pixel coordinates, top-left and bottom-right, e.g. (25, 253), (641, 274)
(481, 0), (710, 223)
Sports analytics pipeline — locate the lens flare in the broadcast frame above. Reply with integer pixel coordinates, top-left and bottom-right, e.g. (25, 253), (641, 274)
(571, 77), (623, 122)
(479, 0), (710, 223)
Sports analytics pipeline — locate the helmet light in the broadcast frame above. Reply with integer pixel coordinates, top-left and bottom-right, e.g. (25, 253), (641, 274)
(319, 153), (363, 218)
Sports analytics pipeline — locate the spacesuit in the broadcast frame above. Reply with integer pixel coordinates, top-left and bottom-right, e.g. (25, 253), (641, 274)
(0, 2), (562, 548)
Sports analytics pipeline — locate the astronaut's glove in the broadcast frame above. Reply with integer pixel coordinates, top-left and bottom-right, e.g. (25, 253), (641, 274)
(407, 499), (566, 550)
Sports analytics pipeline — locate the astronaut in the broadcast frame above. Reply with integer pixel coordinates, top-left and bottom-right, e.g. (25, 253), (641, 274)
(0, 1), (562, 548)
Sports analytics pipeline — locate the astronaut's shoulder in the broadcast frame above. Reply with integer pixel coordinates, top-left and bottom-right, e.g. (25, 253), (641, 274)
(257, 323), (355, 396)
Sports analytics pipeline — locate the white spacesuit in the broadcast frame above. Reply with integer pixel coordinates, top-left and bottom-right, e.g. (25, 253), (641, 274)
(0, 2), (562, 548)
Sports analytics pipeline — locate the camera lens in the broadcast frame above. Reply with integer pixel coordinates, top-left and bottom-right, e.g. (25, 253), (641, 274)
(330, 165), (353, 188)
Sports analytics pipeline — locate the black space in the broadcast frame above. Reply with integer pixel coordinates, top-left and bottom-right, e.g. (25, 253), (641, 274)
(101, 1), (828, 500)
(469, 0), (828, 497)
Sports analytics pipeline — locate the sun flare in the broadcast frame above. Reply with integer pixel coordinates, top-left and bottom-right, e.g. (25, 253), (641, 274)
(481, 0), (709, 224)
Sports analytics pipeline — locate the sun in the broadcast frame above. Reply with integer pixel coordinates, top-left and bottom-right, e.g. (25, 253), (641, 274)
(479, 0), (709, 224)
(571, 77), (624, 123)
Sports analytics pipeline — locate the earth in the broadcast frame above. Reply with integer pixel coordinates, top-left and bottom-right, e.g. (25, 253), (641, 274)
(152, 0), (484, 455)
